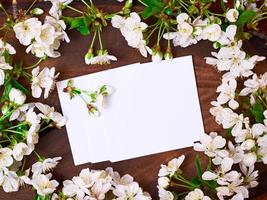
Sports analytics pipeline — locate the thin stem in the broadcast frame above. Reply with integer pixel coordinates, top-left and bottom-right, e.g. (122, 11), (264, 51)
(21, 157), (26, 171)
(252, 15), (267, 24)
(137, 0), (148, 7)
(157, 22), (163, 46)
(0, 3), (10, 18)
(6, 123), (26, 130)
(0, 25), (7, 31)
(21, 72), (32, 81)
(81, 0), (91, 8)
(78, 94), (89, 104)
(39, 124), (52, 132)
(34, 151), (44, 162)
(90, 31), (97, 49)
(2, 129), (24, 135)
(24, 58), (44, 70)
(98, 28), (103, 50)
(172, 182), (195, 190)
(256, 94), (267, 109)
(25, 0), (38, 15)
(145, 23), (160, 41)
(0, 140), (10, 143)
(66, 5), (84, 14)
(173, 174), (198, 187)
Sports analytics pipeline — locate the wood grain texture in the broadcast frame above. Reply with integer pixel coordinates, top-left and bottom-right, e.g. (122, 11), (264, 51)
(0, 1), (266, 199)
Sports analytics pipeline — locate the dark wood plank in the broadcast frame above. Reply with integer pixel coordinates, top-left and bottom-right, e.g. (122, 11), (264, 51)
(0, 1), (266, 200)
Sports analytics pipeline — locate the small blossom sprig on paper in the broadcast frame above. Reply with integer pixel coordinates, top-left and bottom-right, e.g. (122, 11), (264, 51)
(52, 167), (151, 200)
(63, 79), (114, 117)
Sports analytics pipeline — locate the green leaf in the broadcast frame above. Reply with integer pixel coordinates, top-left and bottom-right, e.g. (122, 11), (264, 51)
(250, 100), (264, 123)
(11, 79), (31, 96)
(2, 49), (12, 65)
(191, 177), (202, 186)
(204, 180), (218, 189)
(63, 16), (91, 36)
(236, 10), (256, 26)
(194, 155), (203, 179)
(141, 0), (165, 19)
(1, 82), (12, 102)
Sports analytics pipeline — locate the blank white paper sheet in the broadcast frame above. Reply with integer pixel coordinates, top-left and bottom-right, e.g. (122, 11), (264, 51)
(56, 56), (204, 165)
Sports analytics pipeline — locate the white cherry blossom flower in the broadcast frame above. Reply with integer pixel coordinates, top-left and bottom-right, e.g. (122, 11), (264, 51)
(158, 186), (174, 200)
(158, 155), (185, 177)
(32, 157), (62, 175)
(0, 40), (16, 55)
(216, 79), (239, 109)
(9, 88), (26, 105)
(89, 180), (112, 199)
(242, 152), (257, 167)
(185, 189), (211, 200)
(12, 143), (32, 161)
(45, 0), (73, 19)
(158, 177), (170, 188)
(106, 167), (134, 186)
(240, 164), (258, 188)
(113, 181), (151, 200)
(0, 148), (14, 168)
(35, 103), (66, 127)
(31, 66), (59, 98)
(217, 25), (239, 47)
(31, 173), (59, 196)
(202, 157), (240, 185)
(26, 124), (40, 146)
(90, 50), (117, 65)
(0, 56), (13, 86)
(240, 73), (267, 96)
(194, 132), (226, 157)
(1, 169), (20, 192)
(25, 108), (41, 125)
(17, 169), (31, 187)
(112, 13), (150, 58)
(216, 178), (248, 200)
(202, 24), (221, 42)
(258, 146), (267, 164)
(13, 18), (41, 46)
(44, 16), (70, 43)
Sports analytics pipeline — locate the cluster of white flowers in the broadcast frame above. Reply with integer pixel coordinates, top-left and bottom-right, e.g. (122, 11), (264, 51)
(157, 155), (213, 200)
(0, 87), (65, 193)
(24, 157), (61, 196)
(52, 167), (151, 200)
(163, 13), (223, 48)
(163, 13), (207, 48)
(0, 39), (16, 85)
(31, 66), (59, 99)
(112, 12), (150, 58)
(13, 16), (69, 58)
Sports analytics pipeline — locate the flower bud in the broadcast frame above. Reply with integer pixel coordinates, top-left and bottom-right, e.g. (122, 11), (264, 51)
(31, 8), (44, 16)
(87, 104), (100, 117)
(164, 48), (173, 60)
(226, 9), (239, 23)
(84, 48), (94, 65)
(151, 47), (163, 63)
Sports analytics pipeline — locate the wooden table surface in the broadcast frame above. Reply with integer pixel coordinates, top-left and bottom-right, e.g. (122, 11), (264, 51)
(0, 1), (267, 199)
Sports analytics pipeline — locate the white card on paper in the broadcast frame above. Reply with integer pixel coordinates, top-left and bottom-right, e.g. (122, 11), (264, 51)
(56, 56), (204, 165)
